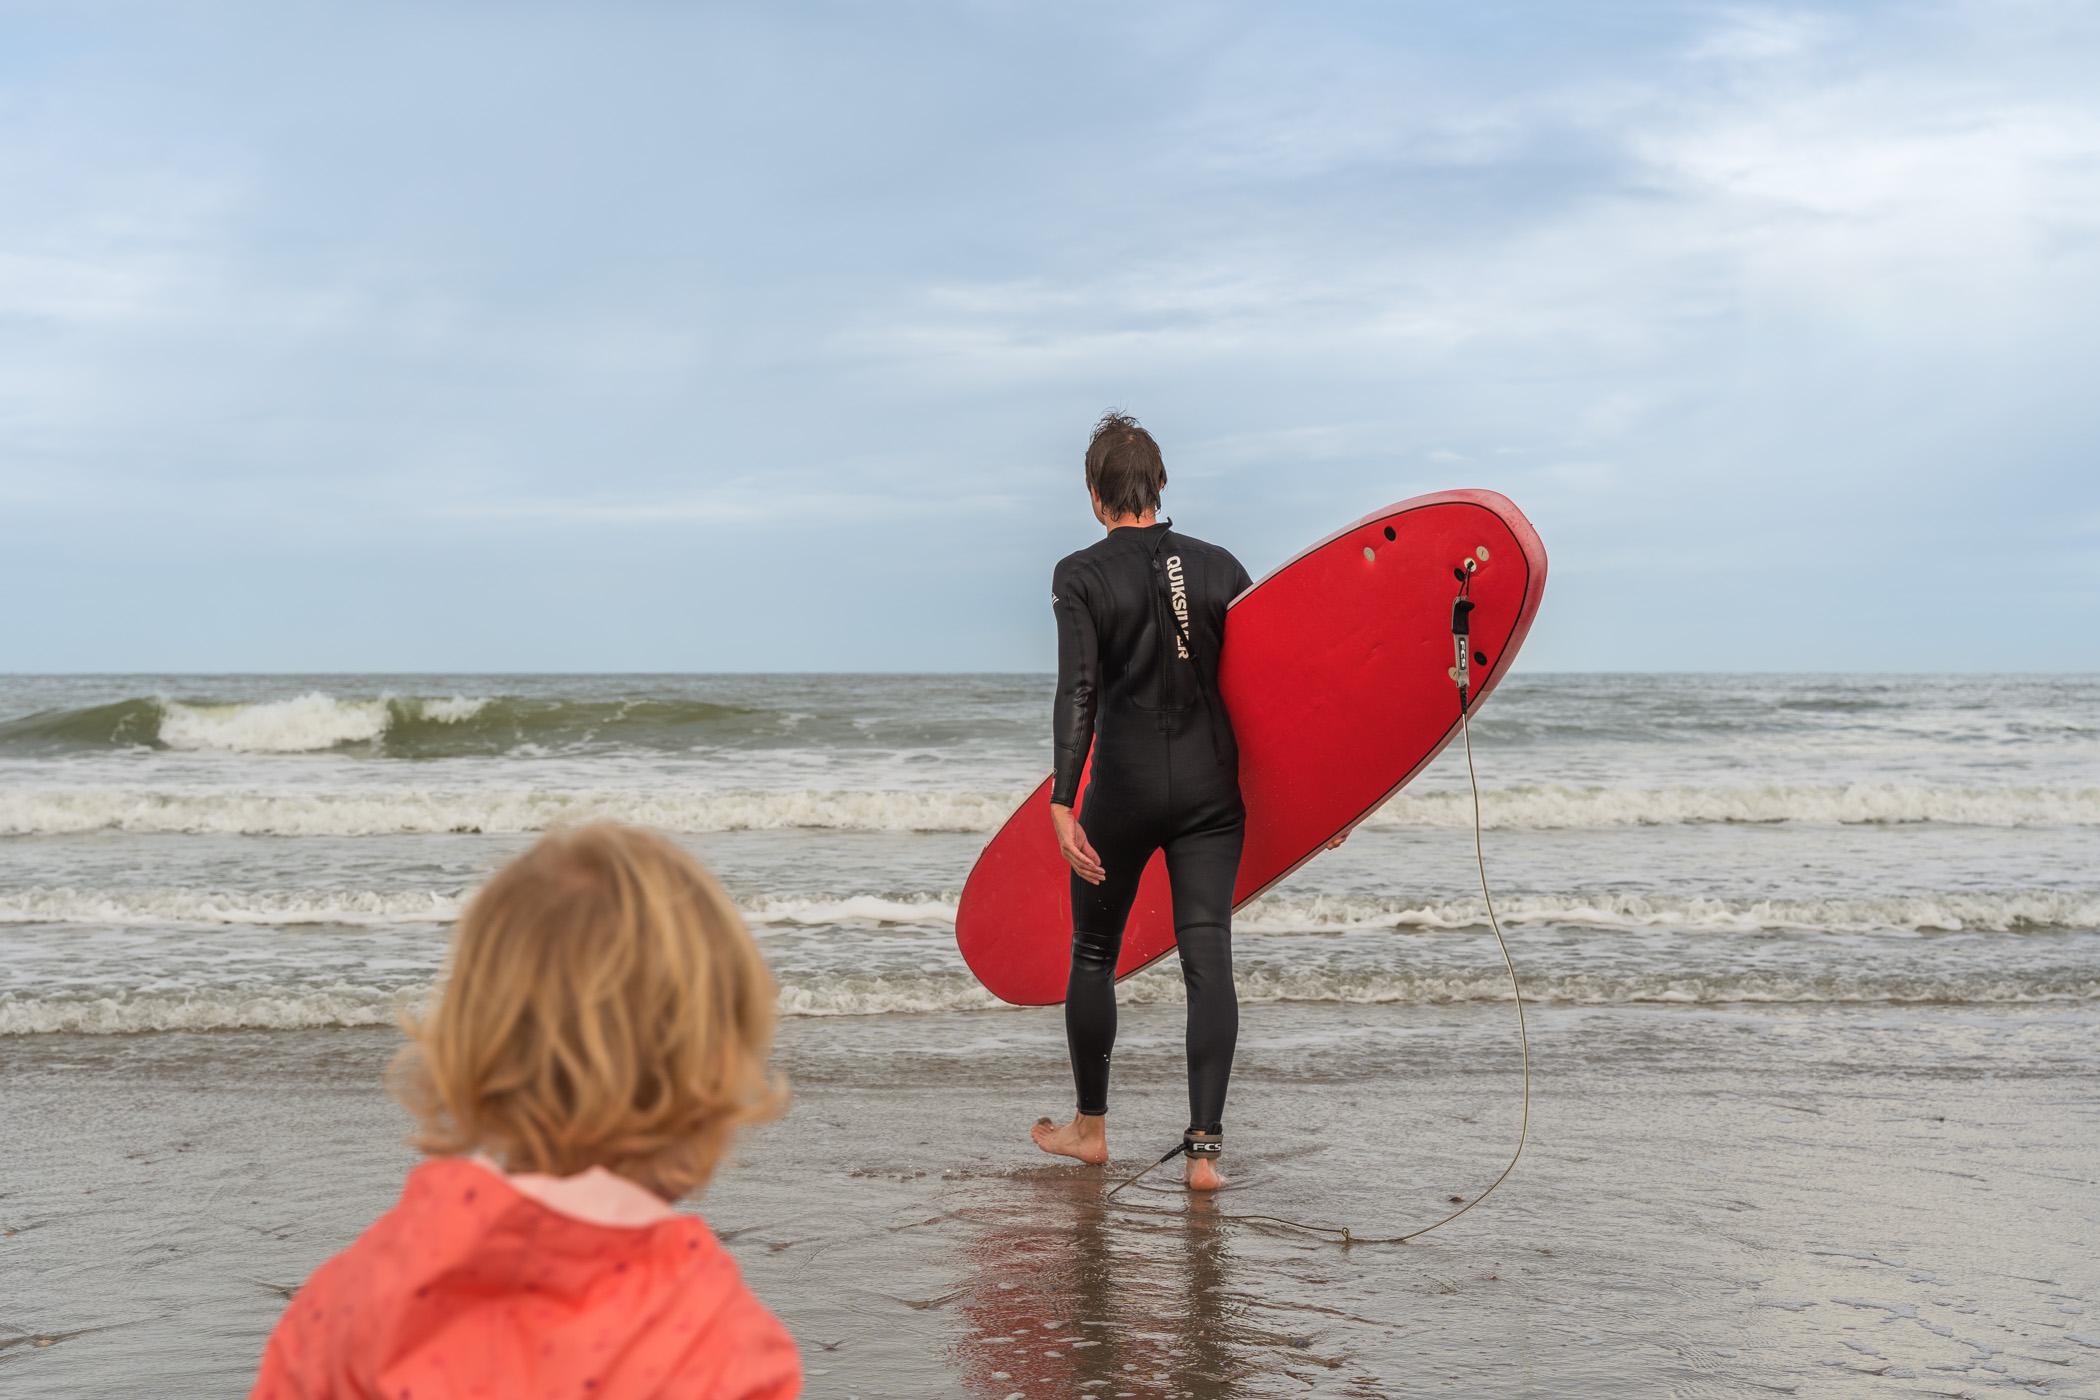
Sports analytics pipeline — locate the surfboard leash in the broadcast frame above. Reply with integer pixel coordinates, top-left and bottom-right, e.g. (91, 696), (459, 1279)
(1101, 563), (1533, 1245)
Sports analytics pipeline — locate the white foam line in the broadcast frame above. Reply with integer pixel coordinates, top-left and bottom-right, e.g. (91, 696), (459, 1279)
(1234, 891), (2100, 936)
(152, 693), (493, 753)
(3, 782), (2096, 837)
(4, 887), (2095, 934)
(7, 967), (2096, 1034)
(0, 888), (467, 926)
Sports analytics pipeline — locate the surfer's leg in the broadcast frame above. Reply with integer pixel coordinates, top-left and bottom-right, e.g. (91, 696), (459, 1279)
(1065, 828), (1148, 1113)
(1172, 919), (1236, 1128)
(1165, 816), (1243, 1191)
(1035, 799), (1150, 1163)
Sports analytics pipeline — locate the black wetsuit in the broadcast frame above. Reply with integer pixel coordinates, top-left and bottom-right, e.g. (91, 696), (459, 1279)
(1051, 521), (1253, 1138)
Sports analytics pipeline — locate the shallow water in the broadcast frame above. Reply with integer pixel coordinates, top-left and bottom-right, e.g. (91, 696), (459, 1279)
(3, 1004), (2095, 1397)
(1, 672), (2095, 1394)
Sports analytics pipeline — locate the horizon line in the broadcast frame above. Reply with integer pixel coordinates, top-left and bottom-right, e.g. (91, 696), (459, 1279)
(4, 668), (2096, 680)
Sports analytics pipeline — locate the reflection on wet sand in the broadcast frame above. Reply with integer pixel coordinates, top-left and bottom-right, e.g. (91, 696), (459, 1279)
(953, 1171), (1252, 1399)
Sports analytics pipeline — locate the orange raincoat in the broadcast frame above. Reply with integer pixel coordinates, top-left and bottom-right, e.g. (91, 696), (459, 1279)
(251, 1158), (800, 1398)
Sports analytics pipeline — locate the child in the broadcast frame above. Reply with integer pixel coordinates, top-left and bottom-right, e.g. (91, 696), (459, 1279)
(252, 823), (800, 1399)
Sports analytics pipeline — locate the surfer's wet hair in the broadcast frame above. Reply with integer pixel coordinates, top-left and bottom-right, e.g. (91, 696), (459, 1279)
(1086, 410), (1168, 520)
(392, 823), (786, 1200)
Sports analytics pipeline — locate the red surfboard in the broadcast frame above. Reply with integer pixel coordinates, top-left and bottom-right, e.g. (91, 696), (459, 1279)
(956, 489), (1547, 1006)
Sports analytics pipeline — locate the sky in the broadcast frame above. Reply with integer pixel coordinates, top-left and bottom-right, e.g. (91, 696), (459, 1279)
(1, 0), (2096, 672)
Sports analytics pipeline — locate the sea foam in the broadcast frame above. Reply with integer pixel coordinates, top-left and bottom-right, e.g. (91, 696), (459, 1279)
(2, 782), (2095, 837)
(156, 693), (490, 753)
(6, 886), (2094, 936)
(8, 964), (2096, 1034)
(0, 691), (758, 756)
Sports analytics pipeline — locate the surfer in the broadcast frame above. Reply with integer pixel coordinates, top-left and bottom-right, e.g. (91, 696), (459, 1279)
(1030, 411), (1340, 1190)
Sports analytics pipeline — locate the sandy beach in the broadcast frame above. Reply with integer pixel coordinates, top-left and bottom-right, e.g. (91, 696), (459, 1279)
(5, 999), (2096, 1397)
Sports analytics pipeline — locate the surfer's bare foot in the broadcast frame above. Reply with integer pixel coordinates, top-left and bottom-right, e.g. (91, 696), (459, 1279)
(1030, 1113), (1108, 1165)
(1186, 1156), (1224, 1191)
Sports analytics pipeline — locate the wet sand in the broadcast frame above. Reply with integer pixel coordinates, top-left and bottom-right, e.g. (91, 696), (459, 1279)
(3, 1001), (2096, 1397)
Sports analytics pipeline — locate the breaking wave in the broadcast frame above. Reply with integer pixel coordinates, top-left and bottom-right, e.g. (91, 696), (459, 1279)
(3, 782), (2096, 837)
(0, 692), (762, 757)
(8, 964), (2097, 1034)
(768, 965), (2100, 1017)
(6, 887), (2095, 936)
(0, 888), (466, 927)
(0, 787), (1021, 836)
(1232, 890), (2100, 936)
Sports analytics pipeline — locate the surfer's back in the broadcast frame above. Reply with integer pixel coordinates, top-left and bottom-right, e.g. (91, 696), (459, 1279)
(1053, 524), (1252, 702)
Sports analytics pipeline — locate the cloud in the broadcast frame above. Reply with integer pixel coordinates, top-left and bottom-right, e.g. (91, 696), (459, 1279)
(0, 0), (2095, 668)
(1631, 91), (2100, 295)
(844, 17), (2100, 383)
(1169, 28), (1531, 179)
(1686, 7), (1840, 63)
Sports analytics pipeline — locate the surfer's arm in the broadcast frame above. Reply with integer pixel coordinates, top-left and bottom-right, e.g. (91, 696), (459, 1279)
(1050, 561), (1100, 808)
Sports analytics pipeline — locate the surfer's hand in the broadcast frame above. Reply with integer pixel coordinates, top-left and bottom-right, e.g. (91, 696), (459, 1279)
(1050, 804), (1106, 884)
(1325, 830), (1349, 849)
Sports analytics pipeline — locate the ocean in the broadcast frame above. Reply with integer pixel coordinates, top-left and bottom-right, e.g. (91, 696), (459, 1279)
(2, 672), (2096, 1034)
(2, 672), (2097, 1396)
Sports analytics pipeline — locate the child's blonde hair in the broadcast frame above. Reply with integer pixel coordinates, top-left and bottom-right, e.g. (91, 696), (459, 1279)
(394, 823), (785, 1199)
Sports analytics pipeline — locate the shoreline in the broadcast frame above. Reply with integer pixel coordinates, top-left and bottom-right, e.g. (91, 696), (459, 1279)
(4, 1001), (2096, 1397)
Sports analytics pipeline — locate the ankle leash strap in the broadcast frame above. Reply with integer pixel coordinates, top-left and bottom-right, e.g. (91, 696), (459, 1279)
(1182, 1131), (1223, 1158)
